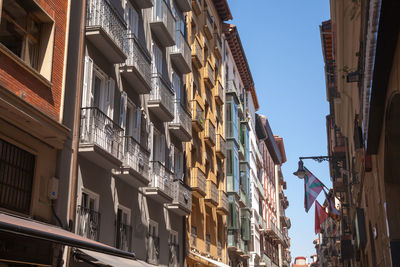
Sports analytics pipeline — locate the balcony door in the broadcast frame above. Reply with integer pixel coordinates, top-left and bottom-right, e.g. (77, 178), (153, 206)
(148, 220), (159, 264)
(126, 100), (141, 141)
(116, 206), (131, 251)
(124, 0), (139, 38)
(152, 43), (162, 75)
(78, 190), (100, 240)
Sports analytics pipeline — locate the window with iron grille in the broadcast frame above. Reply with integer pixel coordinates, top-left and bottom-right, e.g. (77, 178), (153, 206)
(0, 138), (35, 214)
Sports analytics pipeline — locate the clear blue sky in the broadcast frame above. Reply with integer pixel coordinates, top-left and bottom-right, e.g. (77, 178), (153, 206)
(227, 0), (331, 263)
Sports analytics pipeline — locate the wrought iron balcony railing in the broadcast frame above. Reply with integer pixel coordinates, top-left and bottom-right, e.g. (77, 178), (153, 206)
(214, 80), (224, 105)
(122, 35), (152, 93)
(149, 74), (174, 120)
(204, 60), (214, 89)
(216, 134), (226, 159)
(206, 180), (218, 205)
(171, 30), (191, 74)
(191, 36), (203, 69)
(86, 0), (126, 53)
(77, 205), (101, 241)
(151, 0), (175, 46)
(169, 100), (192, 141)
(205, 119), (216, 147)
(190, 167), (207, 196)
(191, 99), (204, 132)
(205, 234), (211, 252)
(170, 179), (192, 213)
(123, 136), (150, 180)
(80, 107), (124, 160)
(150, 161), (173, 197)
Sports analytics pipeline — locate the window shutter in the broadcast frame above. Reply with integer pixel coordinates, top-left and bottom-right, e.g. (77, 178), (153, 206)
(119, 91), (127, 130)
(105, 78), (115, 119)
(134, 107), (141, 141)
(82, 56), (93, 107)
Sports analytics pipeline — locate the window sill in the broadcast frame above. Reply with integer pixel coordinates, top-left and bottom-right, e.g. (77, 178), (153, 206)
(0, 43), (53, 89)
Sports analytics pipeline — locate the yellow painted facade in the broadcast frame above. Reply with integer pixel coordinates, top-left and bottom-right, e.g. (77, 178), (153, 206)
(185, 0), (228, 265)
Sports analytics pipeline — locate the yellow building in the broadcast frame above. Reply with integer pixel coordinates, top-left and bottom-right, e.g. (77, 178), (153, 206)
(186, 0), (232, 266)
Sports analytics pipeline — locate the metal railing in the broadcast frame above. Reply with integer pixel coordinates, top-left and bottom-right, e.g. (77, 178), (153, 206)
(215, 80), (224, 102)
(216, 134), (226, 155)
(124, 35), (151, 85)
(150, 161), (173, 196)
(204, 61), (214, 87)
(86, 0), (126, 52)
(124, 136), (150, 179)
(77, 206), (101, 241)
(217, 241), (222, 257)
(172, 30), (191, 66)
(171, 180), (192, 212)
(218, 189), (229, 211)
(205, 119), (216, 145)
(152, 0), (175, 39)
(206, 180), (218, 204)
(191, 99), (204, 128)
(172, 101), (192, 135)
(80, 107), (124, 160)
(191, 36), (203, 65)
(150, 74), (174, 115)
(191, 167), (207, 193)
(116, 222), (132, 251)
(226, 80), (239, 97)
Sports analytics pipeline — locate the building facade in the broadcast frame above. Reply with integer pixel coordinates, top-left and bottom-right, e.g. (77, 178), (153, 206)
(319, 0), (400, 266)
(186, 0), (231, 266)
(0, 0), (71, 265)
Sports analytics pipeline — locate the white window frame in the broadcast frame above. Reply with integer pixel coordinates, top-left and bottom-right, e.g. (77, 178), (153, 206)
(80, 188), (100, 211)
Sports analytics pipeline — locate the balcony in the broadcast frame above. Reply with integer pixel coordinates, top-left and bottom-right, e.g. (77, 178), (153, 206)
(214, 33), (222, 59)
(192, 0), (202, 15)
(204, 119), (216, 147)
(226, 80), (239, 103)
(191, 36), (203, 69)
(167, 180), (192, 215)
(228, 230), (240, 251)
(175, 0), (191, 12)
(169, 101), (192, 141)
(116, 222), (132, 251)
(205, 180), (218, 206)
(79, 107), (123, 169)
(216, 134), (226, 159)
(77, 206), (101, 241)
(171, 30), (191, 74)
(265, 222), (284, 244)
(120, 36), (152, 94)
(149, 74), (174, 121)
(113, 136), (150, 187)
(191, 99), (204, 132)
(86, 0), (127, 63)
(190, 226), (198, 249)
(135, 0), (153, 8)
(150, 0), (176, 47)
(190, 167), (207, 197)
(217, 189), (229, 215)
(204, 61), (214, 89)
(214, 80), (224, 105)
(143, 161), (173, 203)
(203, 10), (214, 40)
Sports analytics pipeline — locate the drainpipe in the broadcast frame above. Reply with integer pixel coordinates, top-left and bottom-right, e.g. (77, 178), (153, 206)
(64, 0), (87, 265)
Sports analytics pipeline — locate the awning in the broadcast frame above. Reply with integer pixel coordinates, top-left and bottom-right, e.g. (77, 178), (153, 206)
(190, 251), (230, 267)
(75, 249), (152, 267)
(0, 212), (135, 259)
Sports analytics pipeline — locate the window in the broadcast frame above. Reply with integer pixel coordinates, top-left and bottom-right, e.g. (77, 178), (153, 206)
(126, 100), (141, 141)
(82, 56), (115, 119)
(148, 220), (159, 264)
(0, 0), (53, 77)
(0, 138), (35, 214)
(152, 43), (162, 74)
(116, 205), (131, 251)
(78, 189), (100, 240)
(174, 149), (184, 180)
(124, 0), (139, 37)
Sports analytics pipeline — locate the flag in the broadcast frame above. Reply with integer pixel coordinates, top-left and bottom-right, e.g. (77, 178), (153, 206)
(304, 167), (324, 212)
(315, 200), (328, 234)
(324, 190), (341, 221)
